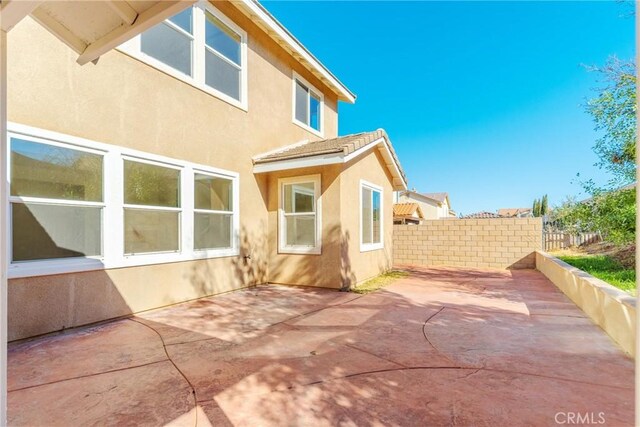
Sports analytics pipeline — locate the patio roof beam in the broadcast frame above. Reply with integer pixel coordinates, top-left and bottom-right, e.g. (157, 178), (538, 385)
(0, 0), (42, 32)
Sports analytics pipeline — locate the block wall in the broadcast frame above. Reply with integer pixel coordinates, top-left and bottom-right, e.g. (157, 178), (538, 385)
(394, 218), (543, 269)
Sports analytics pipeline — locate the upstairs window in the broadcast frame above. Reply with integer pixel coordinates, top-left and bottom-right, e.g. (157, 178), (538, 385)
(141, 7), (193, 76)
(279, 175), (322, 254)
(293, 73), (323, 135)
(123, 2), (247, 109)
(361, 181), (383, 251)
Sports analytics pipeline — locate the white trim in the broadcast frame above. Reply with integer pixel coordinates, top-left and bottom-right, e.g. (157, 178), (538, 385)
(278, 174), (322, 255)
(117, 1), (248, 111)
(235, 0), (355, 103)
(291, 71), (324, 137)
(6, 122), (240, 279)
(360, 179), (384, 252)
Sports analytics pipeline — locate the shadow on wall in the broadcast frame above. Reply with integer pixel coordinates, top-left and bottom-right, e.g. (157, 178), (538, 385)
(507, 253), (536, 270)
(188, 223), (270, 297)
(267, 224), (356, 291)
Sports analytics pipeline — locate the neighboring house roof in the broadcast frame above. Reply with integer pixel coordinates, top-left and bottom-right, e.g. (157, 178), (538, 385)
(462, 211), (501, 219)
(253, 129), (408, 190)
(422, 192), (448, 204)
(402, 190), (451, 207)
(393, 203), (424, 219)
(498, 208), (532, 217)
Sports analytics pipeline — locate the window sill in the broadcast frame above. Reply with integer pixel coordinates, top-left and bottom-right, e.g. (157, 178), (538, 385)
(292, 119), (323, 138)
(8, 248), (240, 279)
(360, 243), (384, 253)
(278, 246), (322, 255)
(116, 47), (248, 113)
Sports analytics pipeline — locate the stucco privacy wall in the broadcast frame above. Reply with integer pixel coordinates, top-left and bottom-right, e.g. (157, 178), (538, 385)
(394, 218), (543, 269)
(536, 251), (636, 357)
(6, 3), (340, 341)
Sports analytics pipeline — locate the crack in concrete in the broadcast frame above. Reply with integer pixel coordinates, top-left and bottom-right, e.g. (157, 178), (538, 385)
(8, 359), (167, 393)
(129, 318), (200, 427)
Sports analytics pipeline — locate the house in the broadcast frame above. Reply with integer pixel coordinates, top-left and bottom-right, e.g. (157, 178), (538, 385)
(396, 190), (455, 219)
(393, 203), (424, 225)
(5, 0), (407, 341)
(461, 211), (501, 219)
(498, 208), (533, 218)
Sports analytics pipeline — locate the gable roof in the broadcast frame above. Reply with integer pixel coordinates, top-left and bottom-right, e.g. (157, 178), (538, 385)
(498, 208), (532, 217)
(461, 211), (501, 219)
(422, 192), (448, 204)
(233, 0), (355, 103)
(393, 203), (424, 219)
(401, 190), (450, 207)
(253, 129), (408, 190)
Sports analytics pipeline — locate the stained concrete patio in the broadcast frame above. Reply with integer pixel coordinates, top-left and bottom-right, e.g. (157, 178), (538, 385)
(8, 267), (634, 426)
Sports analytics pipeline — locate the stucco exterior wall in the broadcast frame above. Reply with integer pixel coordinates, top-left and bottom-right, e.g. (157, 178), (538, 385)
(265, 165), (344, 289)
(397, 194), (445, 220)
(5, 2), (344, 341)
(340, 150), (394, 286)
(394, 218), (542, 269)
(536, 251), (636, 357)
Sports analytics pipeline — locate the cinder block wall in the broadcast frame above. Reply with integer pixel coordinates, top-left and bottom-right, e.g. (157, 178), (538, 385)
(394, 218), (543, 269)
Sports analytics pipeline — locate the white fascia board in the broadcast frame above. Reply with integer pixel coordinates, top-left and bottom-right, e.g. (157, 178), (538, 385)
(253, 152), (344, 173)
(238, 0), (355, 103)
(254, 137), (408, 191)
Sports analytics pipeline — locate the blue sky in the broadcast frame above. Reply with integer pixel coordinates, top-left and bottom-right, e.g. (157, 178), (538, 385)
(264, 1), (635, 216)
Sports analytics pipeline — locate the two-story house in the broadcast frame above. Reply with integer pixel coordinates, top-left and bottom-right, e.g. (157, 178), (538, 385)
(5, 0), (407, 341)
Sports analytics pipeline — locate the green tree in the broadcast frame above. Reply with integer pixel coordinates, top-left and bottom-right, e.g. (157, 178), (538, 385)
(585, 56), (636, 186)
(541, 194), (548, 216)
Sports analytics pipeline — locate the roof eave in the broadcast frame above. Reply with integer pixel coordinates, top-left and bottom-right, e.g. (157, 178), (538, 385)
(234, 0), (356, 103)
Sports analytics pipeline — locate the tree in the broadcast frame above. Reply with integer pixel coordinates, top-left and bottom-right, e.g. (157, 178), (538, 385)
(585, 56), (636, 187)
(532, 199), (539, 217)
(541, 194), (548, 216)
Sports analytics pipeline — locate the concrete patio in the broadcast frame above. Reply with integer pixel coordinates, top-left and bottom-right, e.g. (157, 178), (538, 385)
(8, 267), (634, 426)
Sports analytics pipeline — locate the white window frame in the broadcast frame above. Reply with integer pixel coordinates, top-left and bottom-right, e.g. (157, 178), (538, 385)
(192, 169), (239, 257)
(278, 174), (322, 255)
(291, 71), (324, 137)
(118, 1), (248, 111)
(6, 122), (240, 279)
(360, 179), (384, 252)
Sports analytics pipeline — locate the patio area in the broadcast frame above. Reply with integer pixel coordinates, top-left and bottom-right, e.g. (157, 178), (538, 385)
(8, 266), (634, 426)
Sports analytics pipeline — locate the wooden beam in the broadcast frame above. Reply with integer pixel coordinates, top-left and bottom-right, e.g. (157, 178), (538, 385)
(77, 0), (195, 65)
(0, 0), (42, 32)
(30, 7), (86, 54)
(106, 1), (137, 26)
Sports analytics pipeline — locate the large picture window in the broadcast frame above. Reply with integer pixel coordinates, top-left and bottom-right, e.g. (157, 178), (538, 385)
(279, 175), (321, 254)
(7, 124), (239, 279)
(292, 73), (323, 135)
(360, 181), (383, 251)
(10, 137), (104, 262)
(123, 2), (247, 109)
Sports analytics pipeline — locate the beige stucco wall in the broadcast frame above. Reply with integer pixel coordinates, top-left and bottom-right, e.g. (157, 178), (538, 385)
(265, 165), (344, 289)
(264, 149), (395, 289)
(6, 1), (344, 341)
(394, 218), (542, 269)
(340, 150), (394, 286)
(536, 251), (636, 357)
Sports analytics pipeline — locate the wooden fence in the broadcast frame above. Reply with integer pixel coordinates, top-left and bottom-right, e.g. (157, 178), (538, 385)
(544, 232), (601, 251)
